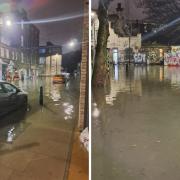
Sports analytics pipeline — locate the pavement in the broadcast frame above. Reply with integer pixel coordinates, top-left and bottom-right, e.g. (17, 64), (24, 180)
(67, 131), (88, 180)
(0, 77), (81, 180)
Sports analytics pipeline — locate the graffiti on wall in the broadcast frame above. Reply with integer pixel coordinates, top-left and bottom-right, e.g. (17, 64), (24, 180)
(134, 53), (146, 63)
(164, 52), (180, 66)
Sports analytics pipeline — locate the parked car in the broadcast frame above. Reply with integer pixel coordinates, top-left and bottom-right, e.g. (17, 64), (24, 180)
(52, 75), (65, 84)
(0, 81), (28, 117)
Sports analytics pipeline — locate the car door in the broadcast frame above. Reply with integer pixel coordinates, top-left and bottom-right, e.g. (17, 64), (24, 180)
(0, 83), (10, 116)
(2, 83), (19, 111)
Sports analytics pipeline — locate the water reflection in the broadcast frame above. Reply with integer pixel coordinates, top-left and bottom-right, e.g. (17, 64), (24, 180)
(105, 66), (180, 106)
(63, 102), (74, 120)
(0, 108), (28, 144)
(92, 65), (180, 180)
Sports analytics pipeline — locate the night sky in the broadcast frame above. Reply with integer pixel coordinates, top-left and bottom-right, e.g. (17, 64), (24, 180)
(92, 0), (145, 20)
(1, 0), (84, 52)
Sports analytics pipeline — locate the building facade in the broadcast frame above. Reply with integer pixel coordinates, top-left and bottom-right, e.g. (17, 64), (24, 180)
(91, 11), (142, 65)
(0, 9), (39, 80)
(39, 42), (62, 76)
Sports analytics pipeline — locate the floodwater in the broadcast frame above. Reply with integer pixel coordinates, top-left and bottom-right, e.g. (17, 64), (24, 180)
(0, 77), (79, 144)
(0, 77), (79, 179)
(92, 65), (180, 180)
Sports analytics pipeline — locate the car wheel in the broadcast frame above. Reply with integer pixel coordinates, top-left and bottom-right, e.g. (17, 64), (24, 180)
(22, 97), (28, 111)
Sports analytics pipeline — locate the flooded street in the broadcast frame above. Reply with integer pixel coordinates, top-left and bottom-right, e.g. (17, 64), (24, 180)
(92, 65), (180, 180)
(0, 77), (79, 180)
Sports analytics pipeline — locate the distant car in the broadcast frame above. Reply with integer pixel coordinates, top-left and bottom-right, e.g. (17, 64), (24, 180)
(0, 81), (28, 117)
(61, 72), (70, 79)
(52, 75), (65, 84)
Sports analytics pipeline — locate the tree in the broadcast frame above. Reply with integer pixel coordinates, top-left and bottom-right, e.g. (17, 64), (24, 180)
(92, 0), (112, 87)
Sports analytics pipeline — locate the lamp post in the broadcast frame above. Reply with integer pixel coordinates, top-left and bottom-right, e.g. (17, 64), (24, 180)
(116, 3), (124, 65)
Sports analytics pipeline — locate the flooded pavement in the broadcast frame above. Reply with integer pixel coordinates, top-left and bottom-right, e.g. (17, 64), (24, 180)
(92, 65), (180, 180)
(0, 77), (79, 180)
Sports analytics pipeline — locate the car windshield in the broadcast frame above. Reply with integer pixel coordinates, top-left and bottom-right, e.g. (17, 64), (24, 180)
(0, 84), (6, 93)
(2, 83), (17, 93)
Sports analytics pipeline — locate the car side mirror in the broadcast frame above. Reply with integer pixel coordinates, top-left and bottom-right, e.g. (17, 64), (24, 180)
(16, 88), (21, 94)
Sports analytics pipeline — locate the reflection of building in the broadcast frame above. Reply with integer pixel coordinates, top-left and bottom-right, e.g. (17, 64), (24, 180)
(106, 66), (143, 105)
(39, 42), (62, 76)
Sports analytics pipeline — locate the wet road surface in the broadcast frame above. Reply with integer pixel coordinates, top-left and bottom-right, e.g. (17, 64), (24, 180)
(92, 65), (180, 180)
(0, 77), (79, 180)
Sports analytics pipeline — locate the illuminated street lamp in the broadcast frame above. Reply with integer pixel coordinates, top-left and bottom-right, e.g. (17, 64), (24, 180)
(5, 19), (12, 27)
(68, 39), (78, 48)
(69, 41), (75, 48)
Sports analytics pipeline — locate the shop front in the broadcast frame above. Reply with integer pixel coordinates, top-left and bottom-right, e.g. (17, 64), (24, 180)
(142, 45), (170, 65)
(164, 46), (180, 66)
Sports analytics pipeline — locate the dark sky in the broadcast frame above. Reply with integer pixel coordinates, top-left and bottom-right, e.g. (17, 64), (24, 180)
(92, 0), (145, 20)
(1, 0), (84, 49)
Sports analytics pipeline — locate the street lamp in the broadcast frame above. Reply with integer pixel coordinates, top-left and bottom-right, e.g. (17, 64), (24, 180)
(69, 41), (75, 48)
(68, 39), (78, 49)
(5, 19), (12, 27)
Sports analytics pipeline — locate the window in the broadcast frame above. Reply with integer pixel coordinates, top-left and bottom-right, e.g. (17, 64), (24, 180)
(21, 36), (24, 47)
(12, 51), (15, 60)
(1, 48), (4, 57)
(2, 83), (17, 93)
(6, 49), (9, 58)
(0, 84), (5, 93)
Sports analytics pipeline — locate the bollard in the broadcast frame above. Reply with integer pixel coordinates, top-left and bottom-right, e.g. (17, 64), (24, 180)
(126, 63), (129, 71)
(39, 86), (43, 106)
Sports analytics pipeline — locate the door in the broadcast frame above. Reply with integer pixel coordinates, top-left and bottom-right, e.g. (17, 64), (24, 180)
(113, 48), (119, 65)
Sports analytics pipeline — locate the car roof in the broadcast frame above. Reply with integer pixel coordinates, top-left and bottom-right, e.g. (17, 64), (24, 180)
(0, 81), (6, 83)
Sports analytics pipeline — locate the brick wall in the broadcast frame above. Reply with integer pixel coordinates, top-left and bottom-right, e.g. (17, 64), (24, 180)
(78, 0), (89, 130)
